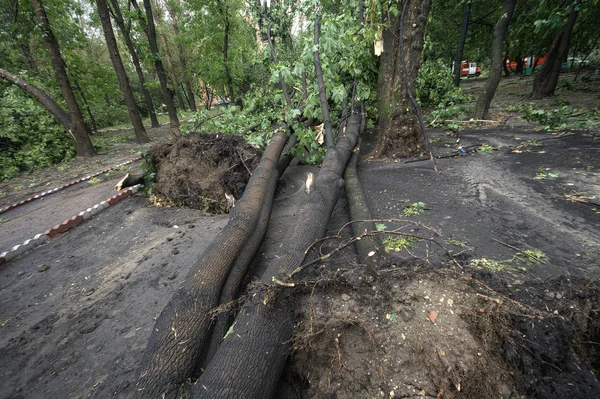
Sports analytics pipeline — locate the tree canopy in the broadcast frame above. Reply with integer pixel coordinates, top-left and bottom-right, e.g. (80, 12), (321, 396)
(1, 0), (599, 179)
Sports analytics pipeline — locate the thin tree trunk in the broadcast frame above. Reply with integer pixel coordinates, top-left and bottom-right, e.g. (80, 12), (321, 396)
(531, 3), (579, 98)
(313, 14), (334, 148)
(96, 0), (149, 143)
(74, 80), (99, 134)
(0, 68), (72, 132)
(217, 0), (235, 103)
(204, 82), (213, 110)
(453, 1), (471, 87)
(267, 23), (292, 108)
(31, 0), (95, 157)
(108, 0), (160, 127)
(21, 42), (39, 74)
(472, 0), (517, 119)
(503, 54), (511, 77)
(166, 0), (197, 112)
(131, 0), (180, 129)
(516, 54), (524, 74)
(372, 0), (431, 159)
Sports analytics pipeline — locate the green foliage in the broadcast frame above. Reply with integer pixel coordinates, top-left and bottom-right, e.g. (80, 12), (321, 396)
(383, 235), (421, 252)
(417, 59), (471, 108)
(507, 104), (587, 131)
(185, 87), (284, 143)
(403, 201), (427, 216)
(533, 168), (559, 180)
(375, 223), (387, 231)
(0, 86), (75, 180)
(478, 144), (494, 152)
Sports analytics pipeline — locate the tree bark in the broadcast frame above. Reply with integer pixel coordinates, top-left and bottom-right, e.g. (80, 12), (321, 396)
(134, 130), (289, 399)
(21, 42), (39, 74)
(0, 68), (73, 133)
(313, 14), (334, 148)
(531, 3), (579, 98)
(190, 112), (362, 399)
(132, 0), (180, 129)
(30, 0), (95, 157)
(472, 0), (517, 119)
(108, 0), (160, 127)
(515, 54), (524, 74)
(371, 0), (431, 159)
(73, 79), (99, 134)
(453, 1), (471, 87)
(217, 0), (235, 103)
(166, 0), (197, 112)
(96, 0), (150, 144)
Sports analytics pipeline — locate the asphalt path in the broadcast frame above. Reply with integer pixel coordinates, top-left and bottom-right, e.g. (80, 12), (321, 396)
(0, 175), (129, 254)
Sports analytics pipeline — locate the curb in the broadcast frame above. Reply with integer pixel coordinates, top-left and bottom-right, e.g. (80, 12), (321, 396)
(0, 156), (142, 215)
(0, 184), (142, 269)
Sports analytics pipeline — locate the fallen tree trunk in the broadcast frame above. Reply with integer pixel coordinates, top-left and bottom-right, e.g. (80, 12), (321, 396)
(190, 111), (363, 398)
(135, 130), (289, 398)
(203, 169), (279, 365)
(343, 145), (380, 266)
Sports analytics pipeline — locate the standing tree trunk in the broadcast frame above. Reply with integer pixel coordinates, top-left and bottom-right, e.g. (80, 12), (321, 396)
(312, 14), (334, 147)
(131, 0), (180, 129)
(531, 3), (579, 98)
(515, 54), (524, 74)
(372, 0), (431, 159)
(96, 0), (150, 144)
(73, 79), (99, 134)
(453, 1), (471, 87)
(108, 0), (160, 127)
(21, 42), (40, 74)
(30, 0), (95, 157)
(503, 54), (511, 77)
(166, 0), (197, 112)
(217, 0), (235, 103)
(472, 0), (517, 119)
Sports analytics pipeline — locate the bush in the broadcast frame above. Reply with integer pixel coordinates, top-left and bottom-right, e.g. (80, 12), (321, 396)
(417, 59), (471, 108)
(0, 86), (75, 180)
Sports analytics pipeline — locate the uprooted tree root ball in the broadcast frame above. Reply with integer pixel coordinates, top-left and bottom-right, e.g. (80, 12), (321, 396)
(278, 265), (600, 399)
(146, 133), (262, 213)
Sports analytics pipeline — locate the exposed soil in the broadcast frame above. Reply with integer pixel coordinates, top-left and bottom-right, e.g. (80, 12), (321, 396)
(147, 133), (261, 213)
(0, 74), (599, 399)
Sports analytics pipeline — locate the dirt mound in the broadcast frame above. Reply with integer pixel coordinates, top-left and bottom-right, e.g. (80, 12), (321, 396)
(147, 133), (261, 213)
(277, 264), (600, 399)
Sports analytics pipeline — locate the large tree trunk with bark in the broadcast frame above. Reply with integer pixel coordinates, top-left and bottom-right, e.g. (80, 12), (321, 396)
(472, 0), (517, 119)
(135, 130), (289, 398)
(108, 0), (160, 128)
(132, 0), (180, 129)
(30, 0), (95, 157)
(0, 68), (72, 132)
(189, 112), (363, 398)
(96, 0), (149, 144)
(372, 0), (431, 159)
(453, 1), (471, 87)
(531, 4), (579, 98)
